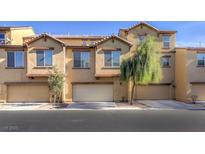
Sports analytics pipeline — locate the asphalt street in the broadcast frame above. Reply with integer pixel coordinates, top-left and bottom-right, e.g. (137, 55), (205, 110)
(0, 110), (204, 132)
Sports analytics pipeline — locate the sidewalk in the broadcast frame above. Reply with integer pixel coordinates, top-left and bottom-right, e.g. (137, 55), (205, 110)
(0, 100), (205, 110)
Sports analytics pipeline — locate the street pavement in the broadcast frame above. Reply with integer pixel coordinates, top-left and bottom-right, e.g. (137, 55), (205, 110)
(0, 110), (205, 132)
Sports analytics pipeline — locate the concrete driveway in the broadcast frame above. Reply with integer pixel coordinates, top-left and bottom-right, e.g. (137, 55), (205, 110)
(138, 100), (205, 110)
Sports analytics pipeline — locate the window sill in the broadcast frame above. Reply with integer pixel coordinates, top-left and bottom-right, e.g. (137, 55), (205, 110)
(34, 66), (53, 69)
(5, 67), (24, 69)
(72, 67), (90, 69)
(162, 47), (171, 49)
(102, 67), (120, 69)
(197, 66), (205, 68)
(162, 66), (171, 68)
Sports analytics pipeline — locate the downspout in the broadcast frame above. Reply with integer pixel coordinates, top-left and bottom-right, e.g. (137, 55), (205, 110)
(62, 45), (66, 103)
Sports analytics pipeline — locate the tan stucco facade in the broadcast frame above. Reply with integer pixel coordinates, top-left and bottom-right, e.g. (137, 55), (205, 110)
(0, 22), (205, 103)
(64, 37), (130, 102)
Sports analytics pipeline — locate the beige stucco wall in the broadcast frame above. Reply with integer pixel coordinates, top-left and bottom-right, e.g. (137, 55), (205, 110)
(185, 50), (205, 101)
(0, 48), (49, 102)
(95, 38), (130, 76)
(0, 49), (29, 82)
(175, 48), (190, 102)
(120, 25), (176, 55)
(64, 38), (130, 102)
(186, 50), (205, 82)
(27, 37), (65, 75)
(123, 25), (176, 101)
(10, 28), (34, 45)
(120, 24), (176, 85)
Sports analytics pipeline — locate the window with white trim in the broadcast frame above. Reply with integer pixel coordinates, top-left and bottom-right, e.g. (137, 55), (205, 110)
(138, 35), (145, 43)
(197, 53), (205, 67)
(0, 33), (5, 44)
(73, 51), (90, 68)
(36, 50), (53, 67)
(82, 41), (87, 46)
(161, 56), (171, 67)
(162, 35), (170, 48)
(7, 51), (24, 68)
(104, 50), (120, 67)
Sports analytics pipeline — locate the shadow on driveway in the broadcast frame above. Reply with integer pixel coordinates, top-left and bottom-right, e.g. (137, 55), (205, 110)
(67, 102), (116, 110)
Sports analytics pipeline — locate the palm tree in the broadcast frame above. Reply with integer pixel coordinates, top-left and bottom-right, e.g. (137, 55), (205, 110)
(120, 35), (162, 105)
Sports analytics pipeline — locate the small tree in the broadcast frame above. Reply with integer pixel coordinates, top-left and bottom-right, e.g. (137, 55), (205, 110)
(48, 67), (65, 104)
(120, 35), (162, 105)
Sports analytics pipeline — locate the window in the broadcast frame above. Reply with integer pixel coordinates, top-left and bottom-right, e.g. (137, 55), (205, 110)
(138, 35), (145, 43)
(36, 50), (53, 67)
(0, 33), (5, 44)
(90, 41), (95, 46)
(197, 53), (205, 67)
(162, 35), (170, 48)
(82, 41), (87, 46)
(161, 56), (171, 67)
(7, 51), (24, 68)
(73, 51), (90, 68)
(104, 51), (120, 67)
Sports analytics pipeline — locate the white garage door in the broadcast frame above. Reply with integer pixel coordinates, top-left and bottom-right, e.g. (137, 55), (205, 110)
(73, 84), (113, 102)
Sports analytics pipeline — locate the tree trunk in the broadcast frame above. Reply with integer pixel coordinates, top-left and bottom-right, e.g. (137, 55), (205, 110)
(57, 92), (61, 104)
(53, 95), (57, 104)
(130, 83), (136, 105)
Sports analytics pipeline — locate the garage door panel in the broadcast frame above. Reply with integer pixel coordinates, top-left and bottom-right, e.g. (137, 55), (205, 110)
(192, 84), (205, 100)
(73, 84), (113, 102)
(135, 85), (170, 100)
(8, 84), (49, 102)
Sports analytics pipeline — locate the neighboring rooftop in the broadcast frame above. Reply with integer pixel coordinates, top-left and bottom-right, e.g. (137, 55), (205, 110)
(119, 21), (177, 34)
(0, 26), (33, 30)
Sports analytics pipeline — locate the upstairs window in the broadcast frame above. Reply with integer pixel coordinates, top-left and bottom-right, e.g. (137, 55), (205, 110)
(162, 35), (170, 48)
(82, 41), (87, 46)
(7, 51), (24, 68)
(104, 50), (120, 67)
(36, 50), (53, 67)
(73, 51), (90, 68)
(197, 53), (205, 67)
(0, 33), (5, 44)
(161, 56), (171, 67)
(138, 35), (145, 43)
(90, 41), (95, 46)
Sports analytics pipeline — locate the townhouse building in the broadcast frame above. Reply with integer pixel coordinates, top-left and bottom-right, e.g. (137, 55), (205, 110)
(0, 22), (204, 103)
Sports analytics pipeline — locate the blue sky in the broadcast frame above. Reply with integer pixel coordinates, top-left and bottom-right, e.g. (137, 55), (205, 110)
(0, 21), (205, 47)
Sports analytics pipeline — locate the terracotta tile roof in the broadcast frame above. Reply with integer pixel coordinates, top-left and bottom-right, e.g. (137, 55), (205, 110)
(24, 33), (65, 46)
(93, 35), (133, 47)
(55, 35), (106, 39)
(120, 21), (176, 34)
(66, 45), (94, 49)
(24, 35), (106, 40)
(0, 45), (25, 50)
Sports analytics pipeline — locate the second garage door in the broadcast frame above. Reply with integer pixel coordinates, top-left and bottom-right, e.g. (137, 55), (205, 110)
(7, 83), (49, 102)
(191, 84), (205, 100)
(73, 84), (113, 102)
(135, 85), (171, 100)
